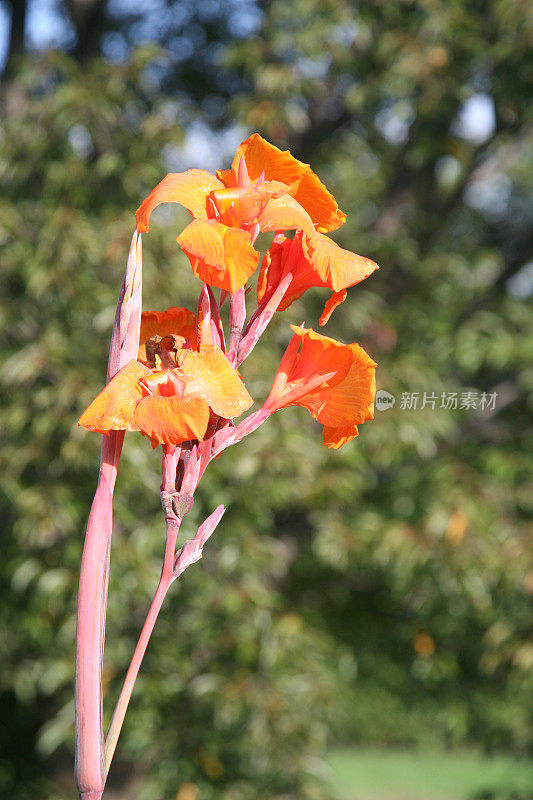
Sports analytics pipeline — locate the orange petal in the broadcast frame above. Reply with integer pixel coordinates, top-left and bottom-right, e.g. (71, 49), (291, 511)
(139, 307), (197, 361)
(257, 235), (300, 306)
(257, 232), (324, 313)
(321, 423), (360, 449)
(221, 134), (346, 232)
(302, 232), (378, 292)
(179, 345), (253, 419)
(289, 325), (354, 389)
(209, 180), (288, 227)
(297, 342), (376, 428)
(134, 394), (210, 446)
(136, 170), (224, 232)
(177, 219), (259, 293)
(257, 195), (316, 237)
(78, 360), (149, 434)
(319, 289), (347, 326)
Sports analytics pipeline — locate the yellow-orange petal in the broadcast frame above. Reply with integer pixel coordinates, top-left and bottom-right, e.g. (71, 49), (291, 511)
(177, 219), (259, 293)
(134, 394), (210, 446)
(135, 170), (224, 232)
(302, 232), (378, 292)
(138, 307), (197, 361)
(220, 134), (346, 232)
(78, 360), (149, 434)
(319, 289), (347, 326)
(179, 345), (253, 419)
(257, 194), (317, 237)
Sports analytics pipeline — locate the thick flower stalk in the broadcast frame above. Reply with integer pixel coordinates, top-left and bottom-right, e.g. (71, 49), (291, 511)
(75, 232), (142, 800)
(74, 134), (378, 799)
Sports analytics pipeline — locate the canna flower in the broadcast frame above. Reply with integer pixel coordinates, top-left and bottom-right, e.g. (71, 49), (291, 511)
(135, 134), (343, 293)
(138, 306), (198, 362)
(216, 133), (345, 233)
(79, 309), (252, 447)
(257, 230), (378, 326)
(263, 325), (376, 449)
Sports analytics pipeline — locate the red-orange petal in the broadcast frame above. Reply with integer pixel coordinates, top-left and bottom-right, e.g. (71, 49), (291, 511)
(177, 219), (259, 293)
(136, 170), (224, 232)
(257, 235), (300, 306)
(78, 360), (149, 434)
(179, 345), (253, 419)
(266, 326), (376, 448)
(138, 307), (198, 362)
(220, 134), (346, 232)
(319, 289), (347, 326)
(297, 341), (376, 428)
(134, 394), (210, 447)
(321, 422), (360, 449)
(288, 325), (354, 389)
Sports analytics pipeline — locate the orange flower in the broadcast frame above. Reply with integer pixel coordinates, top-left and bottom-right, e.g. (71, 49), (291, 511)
(264, 325), (376, 448)
(138, 306), (197, 363)
(79, 311), (253, 447)
(257, 230), (378, 326)
(135, 134), (342, 293)
(216, 133), (346, 233)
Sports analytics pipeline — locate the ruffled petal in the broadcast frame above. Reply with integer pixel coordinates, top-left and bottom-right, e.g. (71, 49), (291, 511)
(257, 232), (325, 313)
(289, 325), (354, 388)
(265, 326), (376, 448)
(321, 422), (360, 449)
(297, 342), (376, 428)
(257, 230), (377, 323)
(319, 289), (347, 326)
(208, 180), (289, 228)
(78, 360), (149, 434)
(302, 232), (378, 292)
(177, 219), (259, 293)
(220, 134), (346, 232)
(138, 307), (197, 362)
(179, 345), (253, 419)
(136, 170), (224, 232)
(257, 195), (316, 237)
(134, 394), (210, 447)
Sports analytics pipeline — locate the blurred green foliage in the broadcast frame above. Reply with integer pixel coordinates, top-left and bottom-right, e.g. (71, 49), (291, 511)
(1, 1), (532, 798)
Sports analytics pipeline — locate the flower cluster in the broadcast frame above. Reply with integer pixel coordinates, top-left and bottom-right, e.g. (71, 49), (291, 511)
(75, 134), (378, 798)
(79, 133), (377, 450)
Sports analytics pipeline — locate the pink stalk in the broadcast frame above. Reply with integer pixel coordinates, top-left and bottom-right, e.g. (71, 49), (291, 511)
(227, 288), (246, 365)
(75, 232), (143, 800)
(237, 272), (293, 365)
(174, 504), (225, 577)
(104, 450), (226, 774)
(104, 446), (180, 774)
(206, 285), (226, 352)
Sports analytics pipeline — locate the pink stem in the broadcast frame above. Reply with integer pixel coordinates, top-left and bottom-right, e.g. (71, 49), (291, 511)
(104, 526), (179, 773)
(237, 272), (293, 366)
(75, 431), (124, 800)
(227, 288), (246, 366)
(75, 232), (142, 800)
(104, 446), (180, 774)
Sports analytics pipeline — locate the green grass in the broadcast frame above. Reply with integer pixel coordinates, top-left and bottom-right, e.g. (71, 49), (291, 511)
(326, 748), (533, 800)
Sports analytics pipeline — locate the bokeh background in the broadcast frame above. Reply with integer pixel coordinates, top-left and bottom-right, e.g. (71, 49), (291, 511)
(1, 2), (532, 799)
